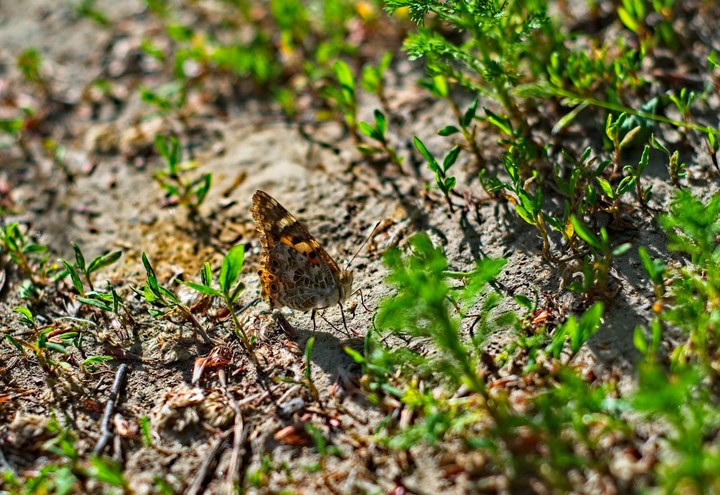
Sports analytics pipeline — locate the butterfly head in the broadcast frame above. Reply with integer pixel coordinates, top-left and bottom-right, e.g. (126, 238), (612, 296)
(338, 269), (354, 303)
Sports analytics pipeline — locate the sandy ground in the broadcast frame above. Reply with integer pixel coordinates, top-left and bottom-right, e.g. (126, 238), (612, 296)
(1, 0), (718, 493)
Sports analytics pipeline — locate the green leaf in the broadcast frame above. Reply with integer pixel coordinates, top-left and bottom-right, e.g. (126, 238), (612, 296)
(650, 134), (670, 155)
(82, 355), (114, 370)
(514, 294), (533, 310)
(140, 416), (152, 446)
(374, 109), (387, 138)
(413, 136), (439, 172)
(443, 145), (461, 172)
(638, 246), (664, 282)
(438, 125), (460, 136)
(201, 261), (213, 286)
(77, 296), (113, 312)
(166, 23), (193, 42)
(430, 75), (448, 98)
(60, 259), (85, 295)
(485, 108), (513, 135)
(443, 176), (456, 192)
(195, 173), (212, 205)
(358, 121), (379, 140)
(333, 60), (355, 93)
(356, 144), (382, 155)
(637, 145), (650, 175)
(182, 280), (223, 297)
(633, 326), (648, 354)
(87, 250), (122, 274)
(89, 456), (125, 487)
(72, 242), (86, 272)
(611, 243), (632, 257)
(595, 177), (615, 199)
(229, 282), (245, 304)
(462, 97), (478, 128)
(219, 244), (245, 294)
(343, 346), (365, 364)
(570, 215), (601, 249)
(304, 336), (315, 381)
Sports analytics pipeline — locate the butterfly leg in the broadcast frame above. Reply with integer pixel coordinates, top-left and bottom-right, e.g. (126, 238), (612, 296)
(339, 302), (352, 335)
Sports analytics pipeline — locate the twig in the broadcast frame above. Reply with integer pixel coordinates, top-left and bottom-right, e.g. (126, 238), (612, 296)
(220, 369), (251, 495)
(93, 363), (129, 456)
(184, 429), (233, 495)
(225, 411), (248, 495)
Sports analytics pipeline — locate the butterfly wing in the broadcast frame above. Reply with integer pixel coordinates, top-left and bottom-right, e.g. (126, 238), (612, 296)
(251, 190), (346, 311)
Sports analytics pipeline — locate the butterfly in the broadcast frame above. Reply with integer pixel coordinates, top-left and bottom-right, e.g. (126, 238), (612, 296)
(250, 190), (353, 330)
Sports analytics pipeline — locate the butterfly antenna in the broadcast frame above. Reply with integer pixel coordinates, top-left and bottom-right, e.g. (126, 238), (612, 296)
(344, 220), (382, 271)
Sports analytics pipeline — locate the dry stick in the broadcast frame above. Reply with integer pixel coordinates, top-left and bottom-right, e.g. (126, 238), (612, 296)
(225, 410), (248, 495)
(93, 363), (129, 456)
(220, 369), (250, 495)
(184, 429), (233, 495)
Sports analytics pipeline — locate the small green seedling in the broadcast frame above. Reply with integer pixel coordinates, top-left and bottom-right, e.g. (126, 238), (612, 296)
(153, 134), (212, 215)
(81, 355), (114, 372)
(17, 48), (45, 88)
(638, 247), (665, 303)
(59, 242), (121, 295)
(361, 51), (393, 113)
(568, 215), (632, 298)
(437, 95), (485, 170)
(139, 252), (213, 344)
(651, 135), (686, 188)
(605, 113), (642, 178)
(181, 245), (252, 351)
(617, 0), (649, 40)
(546, 303), (604, 362)
(14, 306), (36, 329)
(74, 0), (110, 26)
(358, 109), (403, 172)
(414, 136), (459, 213)
(0, 222), (49, 287)
(140, 82), (187, 117)
(668, 87), (696, 125)
(320, 60), (359, 140)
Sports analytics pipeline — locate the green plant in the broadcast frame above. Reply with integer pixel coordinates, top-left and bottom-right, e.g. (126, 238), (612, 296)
(17, 47), (45, 87)
(413, 136), (460, 213)
(17, 414), (127, 494)
(0, 222), (50, 287)
(139, 252), (213, 344)
(668, 87), (696, 126)
(358, 109), (403, 172)
(153, 134), (212, 216)
(14, 306), (36, 329)
(424, 77), (486, 171)
(652, 135), (686, 188)
(386, 0), (553, 118)
(59, 242), (121, 295)
(140, 82), (187, 117)
(632, 364), (720, 493)
(657, 191), (720, 366)
(320, 60), (359, 140)
(567, 214), (632, 299)
(181, 245), (252, 351)
(375, 233), (507, 393)
(361, 51), (393, 114)
(74, 0), (110, 26)
(546, 303), (603, 362)
(302, 336), (320, 404)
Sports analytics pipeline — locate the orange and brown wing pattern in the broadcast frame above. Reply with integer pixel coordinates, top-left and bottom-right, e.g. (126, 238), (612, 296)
(250, 190), (343, 311)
